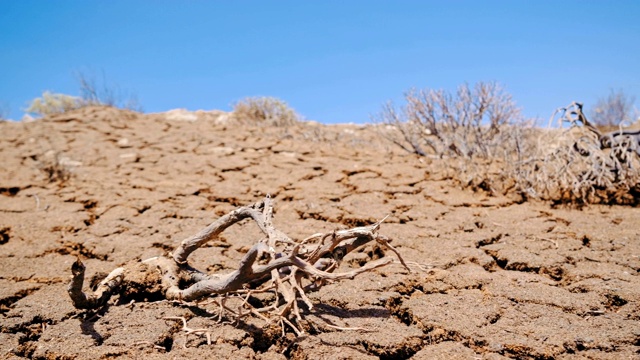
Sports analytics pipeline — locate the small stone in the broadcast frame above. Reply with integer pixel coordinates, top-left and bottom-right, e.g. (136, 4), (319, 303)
(117, 138), (131, 148)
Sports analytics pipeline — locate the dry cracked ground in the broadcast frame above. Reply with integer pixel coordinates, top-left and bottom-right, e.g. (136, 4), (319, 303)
(1, 107), (639, 359)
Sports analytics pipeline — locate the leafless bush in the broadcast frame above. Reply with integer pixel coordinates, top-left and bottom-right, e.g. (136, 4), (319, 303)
(374, 82), (532, 194)
(232, 97), (300, 127)
(374, 82), (525, 159)
(510, 102), (640, 204)
(590, 89), (637, 129)
(76, 72), (143, 112)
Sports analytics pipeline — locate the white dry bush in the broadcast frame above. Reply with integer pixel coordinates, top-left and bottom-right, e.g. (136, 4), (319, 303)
(374, 82), (530, 194)
(232, 97), (300, 127)
(25, 91), (86, 117)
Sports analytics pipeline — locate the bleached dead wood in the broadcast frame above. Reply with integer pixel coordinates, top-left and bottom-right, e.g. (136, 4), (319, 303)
(68, 196), (408, 334)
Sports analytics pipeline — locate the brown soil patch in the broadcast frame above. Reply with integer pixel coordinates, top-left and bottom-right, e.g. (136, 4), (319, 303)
(1, 106), (639, 359)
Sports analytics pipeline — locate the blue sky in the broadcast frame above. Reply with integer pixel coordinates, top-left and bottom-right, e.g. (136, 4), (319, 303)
(1, 1), (638, 123)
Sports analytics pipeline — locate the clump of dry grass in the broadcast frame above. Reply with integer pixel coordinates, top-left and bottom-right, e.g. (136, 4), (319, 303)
(25, 72), (142, 118)
(25, 91), (85, 117)
(232, 97), (300, 127)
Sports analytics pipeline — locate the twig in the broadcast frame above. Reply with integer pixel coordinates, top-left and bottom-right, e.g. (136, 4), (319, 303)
(29, 194), (40, 210)
(162, 316), (212, 347)
(401, 261), (437, 272)
(323, 323), (373, 332)
(534, 236), (559, 248)
(132, 341), (166, 351)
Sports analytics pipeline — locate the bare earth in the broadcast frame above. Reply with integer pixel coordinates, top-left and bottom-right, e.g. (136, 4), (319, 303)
(1, 107), (639, 359)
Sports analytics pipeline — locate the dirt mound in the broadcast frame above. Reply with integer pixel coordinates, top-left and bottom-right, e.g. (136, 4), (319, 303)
(1, 106), (639, 359)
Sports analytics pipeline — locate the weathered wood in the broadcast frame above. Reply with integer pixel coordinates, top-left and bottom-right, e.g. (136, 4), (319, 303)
(67, 196), (407, 334)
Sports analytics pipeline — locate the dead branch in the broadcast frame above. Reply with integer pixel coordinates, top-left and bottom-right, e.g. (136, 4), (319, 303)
(68, 196), (407, 335)
(162, 316), (212, 348)
(68, 261), (124, 309)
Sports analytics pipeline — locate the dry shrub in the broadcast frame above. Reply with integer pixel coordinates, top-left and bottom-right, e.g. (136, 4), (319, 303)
(374, 82), (523, 158)
(509, 103), (640, 205)
(76, 72), (143, 112)
(25, 91), (85, 117)
(590, 89), (637, 130)
(232, 97), (300, 127)
(374, 82), (529, 194)
(376, 85), (640, 204)
(26, 73), (142, 118)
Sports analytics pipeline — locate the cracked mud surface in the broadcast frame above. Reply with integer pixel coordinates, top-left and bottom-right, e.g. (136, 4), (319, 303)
(1, 107), (639, 359)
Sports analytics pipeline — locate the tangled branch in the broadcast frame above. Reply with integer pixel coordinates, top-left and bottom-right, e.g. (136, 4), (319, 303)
(68, 196), (408, 334)
(511, 102), (640, 204)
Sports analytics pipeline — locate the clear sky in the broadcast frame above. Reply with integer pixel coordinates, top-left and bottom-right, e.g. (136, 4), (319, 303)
(1, 1), (638, 123)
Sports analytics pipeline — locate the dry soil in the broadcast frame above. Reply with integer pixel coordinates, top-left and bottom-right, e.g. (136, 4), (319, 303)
(1, 107), (639, 359)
